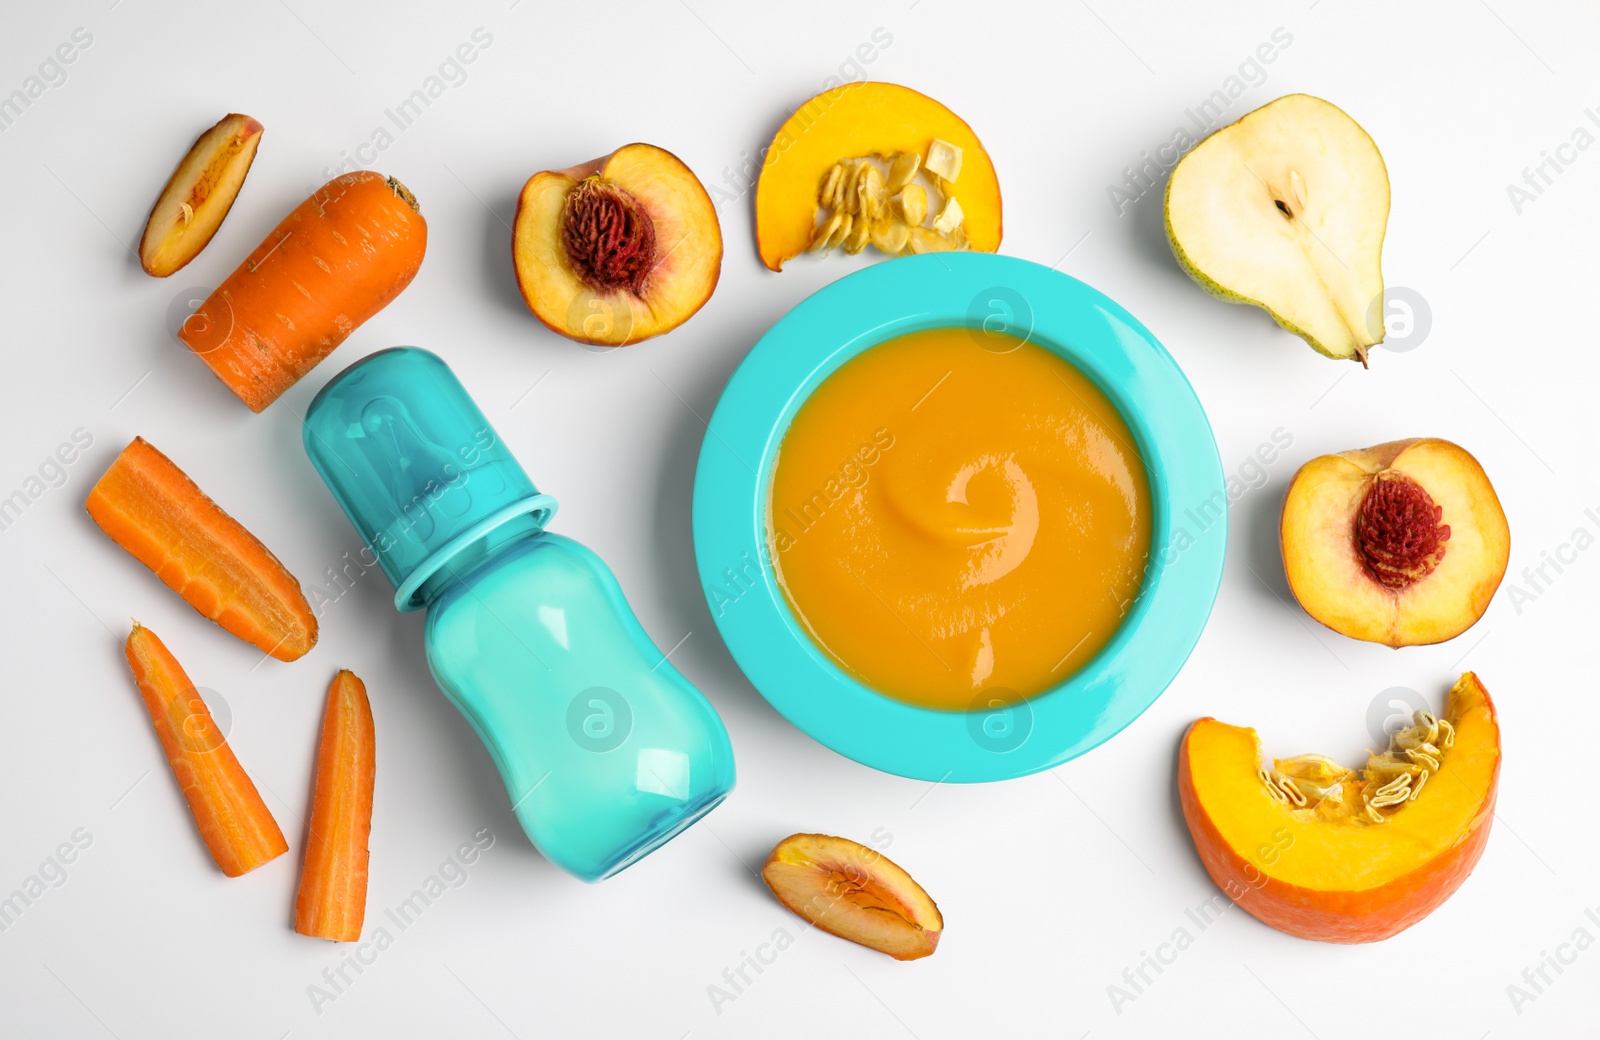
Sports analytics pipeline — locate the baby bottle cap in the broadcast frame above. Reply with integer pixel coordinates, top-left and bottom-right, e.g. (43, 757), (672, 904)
(302, 347), (557, 611)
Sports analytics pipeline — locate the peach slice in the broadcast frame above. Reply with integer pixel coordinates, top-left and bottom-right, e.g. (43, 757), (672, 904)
(512, 143), (722, 346)
(1281, 438), (1510, 647)
(755, 82), (1002, 270)
(139, 114), (263, 278)
(761, 833), (942, 960)
(1179, 672), (1499, 943)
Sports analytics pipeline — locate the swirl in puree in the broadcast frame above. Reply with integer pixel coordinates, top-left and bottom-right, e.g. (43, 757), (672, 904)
(768, 327), (1151, 711)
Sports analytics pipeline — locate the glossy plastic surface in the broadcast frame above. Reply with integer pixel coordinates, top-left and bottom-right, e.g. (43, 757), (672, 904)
(302, 347), (555, 609)
(427, 532), (735, 881)
(303, 347), (735, 880)
(693, 253), (1226, 782)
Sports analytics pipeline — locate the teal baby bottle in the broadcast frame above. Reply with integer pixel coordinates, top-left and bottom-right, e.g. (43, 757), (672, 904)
(302, 347), (735, 881)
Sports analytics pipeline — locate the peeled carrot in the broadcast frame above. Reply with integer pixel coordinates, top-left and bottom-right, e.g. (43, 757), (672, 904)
(178, 171), (427, 412)
(87, 437), (317, 661)
(294, 670), (375, 942)
(125, 624), (288, 877)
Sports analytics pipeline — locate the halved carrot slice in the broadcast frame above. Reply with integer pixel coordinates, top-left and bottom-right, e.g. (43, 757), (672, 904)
(125, 624), (288, 877)
(87, 438), (317, 661)
(295, 670), (375, 941)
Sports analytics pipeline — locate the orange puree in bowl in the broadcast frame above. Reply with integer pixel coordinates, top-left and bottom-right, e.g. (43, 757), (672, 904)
(767, 327), (1151, 711)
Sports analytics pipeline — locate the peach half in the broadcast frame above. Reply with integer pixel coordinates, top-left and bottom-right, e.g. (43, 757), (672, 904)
(512, 143), (722, 346)
(1179, 672), (1499, 943)
(761, 833), (942, 960)
(139, 113), (263, 277)
(1281, 438), (1510, 647)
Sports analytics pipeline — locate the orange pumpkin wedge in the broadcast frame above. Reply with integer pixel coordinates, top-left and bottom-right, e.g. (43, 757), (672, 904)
(754, 82), (1001, 270)
(1178, 672), (1499, 943)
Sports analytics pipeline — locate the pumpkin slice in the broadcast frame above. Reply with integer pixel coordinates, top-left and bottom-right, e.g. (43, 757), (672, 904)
(755, 82), (1001, 270)
(1178, 672), (1499, 943)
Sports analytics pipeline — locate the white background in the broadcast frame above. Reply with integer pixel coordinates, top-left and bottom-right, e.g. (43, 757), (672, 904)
(2, 1), (1597, 1037)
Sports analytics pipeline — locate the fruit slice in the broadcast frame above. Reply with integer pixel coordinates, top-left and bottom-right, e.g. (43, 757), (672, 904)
(513, 143), (721, 346)
(761, 833), (942, 960)
(1281, 438), (1509, 647)
(755, 82), (1002, 271)
(1165, 94), (1390, 363)
(139, 113), (264, 277)
(1179, 672), (1499, 943)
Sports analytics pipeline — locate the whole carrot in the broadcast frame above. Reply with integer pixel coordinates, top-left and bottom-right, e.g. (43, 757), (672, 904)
(295, 670), (375, 942)
(179, 171), (427, 412)
(125, 625), (288, 877)
(87, 438), (317, 661)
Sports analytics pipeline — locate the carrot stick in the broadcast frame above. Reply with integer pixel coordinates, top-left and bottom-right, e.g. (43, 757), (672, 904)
(294, 670), (375, 942)
(87, 437), (317, 661)
(125, 625), (288, 877)
(178, 171), (427, 412)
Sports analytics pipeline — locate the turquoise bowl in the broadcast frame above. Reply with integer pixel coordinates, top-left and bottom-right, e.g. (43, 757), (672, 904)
(693, 253), (1225, 782)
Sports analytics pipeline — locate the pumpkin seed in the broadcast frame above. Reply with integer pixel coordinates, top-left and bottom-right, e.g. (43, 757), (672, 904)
(886, 151), (921, 194)
(925, 138), (963, 183)
(897, 184), (928, 227)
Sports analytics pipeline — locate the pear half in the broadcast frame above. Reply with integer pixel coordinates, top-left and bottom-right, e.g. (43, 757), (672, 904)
(1165, 94), (1390, 364)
